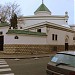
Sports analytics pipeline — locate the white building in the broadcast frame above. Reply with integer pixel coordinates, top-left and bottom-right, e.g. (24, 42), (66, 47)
(0, 2), (75, 53)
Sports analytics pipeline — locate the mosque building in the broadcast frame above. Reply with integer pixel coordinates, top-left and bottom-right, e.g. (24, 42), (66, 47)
(0, 1), (75, 54)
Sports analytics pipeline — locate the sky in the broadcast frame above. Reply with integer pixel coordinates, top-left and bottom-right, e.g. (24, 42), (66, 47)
(0, 0), (74, 25)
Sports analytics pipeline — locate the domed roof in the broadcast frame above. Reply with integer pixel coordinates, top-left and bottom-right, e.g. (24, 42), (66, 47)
(34, 3), (51, 13)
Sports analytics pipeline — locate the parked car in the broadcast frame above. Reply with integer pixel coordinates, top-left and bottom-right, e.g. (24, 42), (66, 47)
(46, 51), (75, 75)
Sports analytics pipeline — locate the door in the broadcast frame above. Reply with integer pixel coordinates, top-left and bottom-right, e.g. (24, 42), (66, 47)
(0, 36), (4, 51)
(65, 43), (68, 51)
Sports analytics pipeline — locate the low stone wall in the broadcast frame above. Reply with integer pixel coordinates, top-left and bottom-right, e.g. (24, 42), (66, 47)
(69, 45), (75, 50)
(3, 44), (75, 54)
(4, 44), (50, 54)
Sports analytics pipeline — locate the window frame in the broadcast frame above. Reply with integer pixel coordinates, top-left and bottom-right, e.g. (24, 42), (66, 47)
(52, 34), (58, 41)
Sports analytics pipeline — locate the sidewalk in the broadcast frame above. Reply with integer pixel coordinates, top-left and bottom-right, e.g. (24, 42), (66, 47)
(0, 52), (52, 59)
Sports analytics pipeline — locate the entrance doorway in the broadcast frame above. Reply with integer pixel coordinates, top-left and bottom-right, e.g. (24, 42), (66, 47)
(65, 35), (69, 51)
(0, 36), (4, 51)
(65, 43), (68, 51)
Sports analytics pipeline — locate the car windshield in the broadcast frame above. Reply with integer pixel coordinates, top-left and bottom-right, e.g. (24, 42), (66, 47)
(51, 53), (75, 67)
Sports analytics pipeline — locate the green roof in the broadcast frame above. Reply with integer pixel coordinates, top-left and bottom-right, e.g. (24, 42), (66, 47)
(0, 22), (9, 27)
(6, 30), (47, 36)
(34, 3), (50, 13)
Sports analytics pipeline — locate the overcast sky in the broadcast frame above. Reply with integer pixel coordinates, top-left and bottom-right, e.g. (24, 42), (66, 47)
(0, 0), (74, 25)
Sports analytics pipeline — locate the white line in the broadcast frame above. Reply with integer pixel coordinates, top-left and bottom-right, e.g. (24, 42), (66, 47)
(0, 61), (6, 63)
(0, 61), (5, 62)
(0, 65), (9, 67)
(0, 68), (11, 72)
(0, 62), (7, 65)
(0, 60), (5, 62)
(0, 59), (5, 61)
(0, 73), (14, 75)
(0, 59), (14, 75)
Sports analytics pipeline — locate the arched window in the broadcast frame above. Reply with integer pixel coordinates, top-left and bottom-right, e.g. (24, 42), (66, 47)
(14, 36), (19, 39)
(65, 35), (69, 43)
(20, 27), (22, 29)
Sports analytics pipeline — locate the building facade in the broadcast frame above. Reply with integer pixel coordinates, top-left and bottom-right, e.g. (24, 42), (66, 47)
(0, 2), (75, 54)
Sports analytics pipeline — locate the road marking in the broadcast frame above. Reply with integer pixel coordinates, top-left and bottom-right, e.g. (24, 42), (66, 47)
(0, 62), (7, 65)
(0, 61), (7, 62)
(0, 59), (14, 75)
(0, 59), (5, 61)
(0, 73), (14, 75)
(0, 65), (9, 67)
(0, 68), (11, 72)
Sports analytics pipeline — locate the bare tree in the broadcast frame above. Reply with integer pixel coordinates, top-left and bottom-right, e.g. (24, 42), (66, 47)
(0, 2), (22, 22)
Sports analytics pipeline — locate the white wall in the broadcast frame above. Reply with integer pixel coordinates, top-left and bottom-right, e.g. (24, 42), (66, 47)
(47, 28), (74, 45)
(29, 27), (46, 33)
(5, 34), (47, 44)
(0, 26), (74, 45)
(23, 18), (67, 28)
(34, 11), (51, 16)
(41, 27), (47, 33)
(0, 27), (9, 44)
(0, 27), (9, 35)
(0, 27), (47, 45)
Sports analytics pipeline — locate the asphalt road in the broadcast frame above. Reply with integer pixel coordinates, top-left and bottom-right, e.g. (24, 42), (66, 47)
(5, 57), (50, 75)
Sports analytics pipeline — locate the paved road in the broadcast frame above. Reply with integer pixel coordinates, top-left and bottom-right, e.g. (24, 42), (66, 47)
(0, 59), (14, 75)
(5, 57), (50, 75)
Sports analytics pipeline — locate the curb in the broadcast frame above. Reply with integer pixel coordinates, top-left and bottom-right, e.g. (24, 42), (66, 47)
(0, 55), (51, 59)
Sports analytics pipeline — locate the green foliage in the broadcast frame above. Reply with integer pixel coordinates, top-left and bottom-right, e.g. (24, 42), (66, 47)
(10, 13), (17, 29)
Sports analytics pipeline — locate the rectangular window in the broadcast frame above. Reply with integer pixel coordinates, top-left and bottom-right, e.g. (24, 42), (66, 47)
(37, 29), (41, 32)
(55, 35), (57, 40)
(52, 34), (58, 41)
(52, 34), (54, 40)
(0, 31), (3, 34)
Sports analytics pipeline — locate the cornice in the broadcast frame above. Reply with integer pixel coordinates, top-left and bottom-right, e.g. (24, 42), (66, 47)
(25, 21), (74, 33)
(23, 15), (67, 19)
